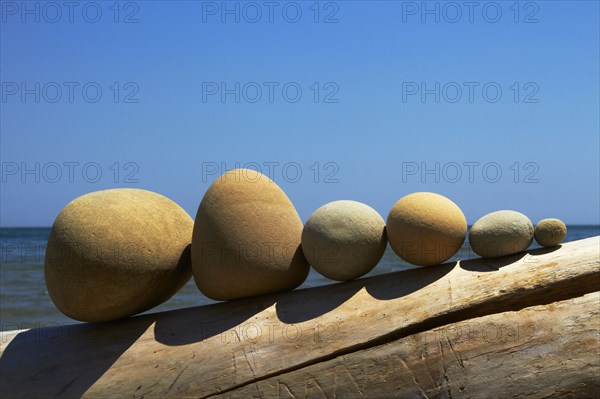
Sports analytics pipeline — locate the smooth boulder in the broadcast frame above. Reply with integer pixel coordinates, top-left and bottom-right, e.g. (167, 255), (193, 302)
(535, 218), (567, 247)
(469, 210), (534, 258)
(386, 192), (467, 266)
(301, 200), (386, 281)
(191, 169), (309, 300)
(44, 189), (193, 323)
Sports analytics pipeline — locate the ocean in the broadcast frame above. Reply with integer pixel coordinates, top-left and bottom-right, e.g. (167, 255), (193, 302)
(1, 226), (598, 332)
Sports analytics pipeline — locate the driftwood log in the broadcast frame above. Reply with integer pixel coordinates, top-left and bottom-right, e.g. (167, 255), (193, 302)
(1, 236), (599, 398)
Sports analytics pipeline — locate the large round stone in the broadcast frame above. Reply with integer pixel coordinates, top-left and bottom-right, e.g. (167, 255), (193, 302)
(386, 192), (467, 266)
(192, 169), (309, 300)
(301, 200), (386, 281)
(44, 189), (193, 323)
(469, 210), (534, 258)
(534, 218), (567, 247)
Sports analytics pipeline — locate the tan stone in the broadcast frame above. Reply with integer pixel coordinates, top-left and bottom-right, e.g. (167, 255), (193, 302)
(386, 192), (467, 266)
(44, 189), (193, 323)
(301, 200), (386, 281)
(535, 218), (567, 247)
(191, 169), (309, 300)
(469, 210), (534, 257)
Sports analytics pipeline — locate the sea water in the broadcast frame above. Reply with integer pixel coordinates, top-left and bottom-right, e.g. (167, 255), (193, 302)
(1, 226), (598, 331)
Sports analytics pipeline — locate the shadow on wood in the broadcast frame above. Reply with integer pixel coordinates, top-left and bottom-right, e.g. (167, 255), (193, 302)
(1, 237), (598, 398)
(460, 245), (562, 272)
(153, 298), (275, 346)
(364, 261), (454, 300)
(0, 318), (154, 398)
(277, 261), (454, 324)
(216, 292), (600, 398)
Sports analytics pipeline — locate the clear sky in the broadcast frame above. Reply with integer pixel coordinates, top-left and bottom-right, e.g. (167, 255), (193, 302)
(1, 0), (599, 226)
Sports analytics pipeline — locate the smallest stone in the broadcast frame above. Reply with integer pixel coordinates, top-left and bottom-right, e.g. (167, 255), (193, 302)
(534, 218), (567, 247)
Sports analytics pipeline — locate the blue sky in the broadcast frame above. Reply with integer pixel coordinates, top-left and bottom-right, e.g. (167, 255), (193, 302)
(1, 0), (599, 226)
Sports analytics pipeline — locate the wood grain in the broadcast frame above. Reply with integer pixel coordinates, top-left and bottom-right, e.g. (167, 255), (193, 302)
(1, 236), (598, 398)
(216, 292), (600, 399)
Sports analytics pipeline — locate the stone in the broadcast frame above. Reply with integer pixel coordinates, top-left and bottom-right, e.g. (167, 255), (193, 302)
(191, 169), (309, 300)
(44, 189), (193, 323)
(469, 210), (534, 258)
(386, 192), (467, 266)
(535, 218), (567, 247)
(301, 200), (387, 281)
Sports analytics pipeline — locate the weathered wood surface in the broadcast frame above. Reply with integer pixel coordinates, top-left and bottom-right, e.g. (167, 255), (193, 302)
(215, 292), (600, 399)
(0, 236), (599, 398)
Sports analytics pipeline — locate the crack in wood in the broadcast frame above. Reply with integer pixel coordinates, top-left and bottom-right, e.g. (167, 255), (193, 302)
(166, 364), (190, 394)
(446, 335), (464, 368)
(54, 377), (77, 397)
(242, 345), (257, 379)
(439, 340), (453, 399)
(201, 267), (599, 399)
(397, 355), (429, 398)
